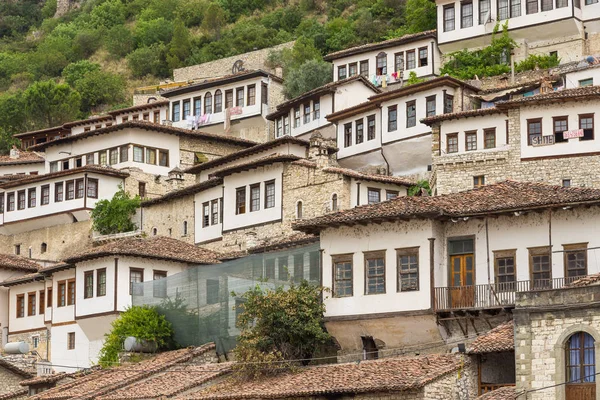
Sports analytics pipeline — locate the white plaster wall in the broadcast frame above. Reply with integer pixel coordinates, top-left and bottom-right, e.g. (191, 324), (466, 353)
(195, 185), (223, 244)
(7, 281), (45, 334)
(70, 121), (112, 136)
(335, 108), (382, 160)
(44, 128), (181, 175)
(285, 95), (333, 138)
(51, 269), (76, 324)
(564, 68), (600, 88)
(0, 163), (45, 176)
(113, 104), (168, 124)
(438, 113), (509, 155)
(350, 178), (408, 207)
(50, 323), (91, 371)
(519, 101), (600, 159)
(75, 259), (116, 317)
(222, 164), (283, 232)
(333, 80), (380, 111)
(320, 220), (434, 317)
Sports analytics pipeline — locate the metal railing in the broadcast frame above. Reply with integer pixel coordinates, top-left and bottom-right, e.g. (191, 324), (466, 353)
(434, 276), (583, 311)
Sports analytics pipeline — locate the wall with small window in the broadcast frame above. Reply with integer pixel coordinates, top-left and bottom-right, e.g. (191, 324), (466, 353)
(350, 179), (408, 207)
(331, 38), (440, 85)
(519, 102), (600, 159)
(50, 322), (102, 372)
(195, 185), (223, 244)
(48, 269), (76, 325)
(112, 105), (167, 125)
(321, 219), (434, 317)
(335, 109), (382, 160)
(438, 113), (509, 156)
(6, 280), (45, 334)
(222, 164), (283, 232)
(0, 163), (45, 177)
(564, 68), (600, 89)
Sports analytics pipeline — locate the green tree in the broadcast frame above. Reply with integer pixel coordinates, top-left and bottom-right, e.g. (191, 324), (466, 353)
(325, 17), (356, 53)
(386, 0), (436, 38)
(41, 0), (58, 19)
(166, 19), (192, 71)
(75, 71), (126, 113)
(22, 80), (81, 129)
(175, 0), (207, 27)
(62, 60), (101, 87)
(134, 17), (174, 47)
(283, 59), (332, 99)
(233, 281), (331, 379)
(91, 186), (141, 235)
(104, 25), (135, 58)
(89, 0), (126, 29)
(127, 44), (169, 78)
(98, 306), (176, 368)
(408, 179), (432, 196)
(202, 3), (227, 39)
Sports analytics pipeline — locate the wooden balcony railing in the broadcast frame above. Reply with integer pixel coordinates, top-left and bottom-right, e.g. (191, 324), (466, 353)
(434, 276), (583, 311)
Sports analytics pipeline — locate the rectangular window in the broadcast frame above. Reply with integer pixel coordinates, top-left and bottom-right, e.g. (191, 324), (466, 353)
(474, 175), (485, 188)
(261, 83), (268, 105)
(202, 202), (209, 228)
(97, 269), (106, 297)
(395, 52), (404, 72)
(541, 0), (553, 10)
(215, 92), (222, 113)
(406, 101), (416, 128)
(356, 119), (364, 144)
(211, 199), (219, 225)
(303, 103), (311, 124)
(586, 0), (598, 4)
(109, 148), (118, 165)
(86, 178), (98, 199)
(139, 182), (146, 198)
(338, 65), (347, 80)
(250, 183), (260, 212)
(47, 288), (53, 308)
(444, 5), (456, 31)
(276, 118), (283, 137)
(580, 114), (594, 141)
(265, 258), (275, 280)
(526, 0), (538, 13)
(236, 187), (246, 215)
(388, 106), (398, 132)
(579, 78), (594, 87)
(55, 183), (63, 202)
(120, 146), (128, 163)
(511, 0), (521, 16)
(397, 248), (419, 291)
(494, 250), (516, 290)
(349, 62), (358, 76)
(16, 294), (24, 318)
(365, 251), (385, 295)
(344, 123), (353, 147)
(564, 243), (588, 279)
(39, 290), (45, 314)
(236, 87), (244, 107)
(133, 146), (144, 163)
(67, 280), (75, 306)
(182, 100), (191, 120)
(360, 60), (369, 76)
(58, 281), (66, 307)
(529, 247), (551, 289)
(50, 162), (58, 173)
(41, 185), (49, 205)
(484, 128), (496, 149)
(130, 268), (144, 295)
(498, 0), (510, 19)
(146, 148), (157, 165)
(479, 0), (491, 23)
(406, 50), (416, 70)
(465, 131), (477, 151)
(386, 190), (399, 200)
(159, 150), (169, 167)
(67, 332), (75, 350)
(368, 188), (381, 204)
(527, 118), (542, 145)
(313, 100), (320, 120)
(265, 180), (275, 209)
(86, 153), (95, 165)
(367, 115), (376, 140)
(447, 133), (459, 153)
(333, 255), (353, 297)
(28, 188), (36, 208)
(84, 271), (94, 299)
(28, 292), (36, 316)
(7, 192), (14, 211)
(206, 93), (214, 114)
(444, 94), (454, 114)
(553, 116), (568, 143)
(283, 116), (290, 135)
(376, 54), (387, 75)
(75, 179), (84, 199)
(172, 102), (181, 122)
(17, 190), (25, 210)
(294, 107), (301, 128)
(461, 1), (474, 28)
(193, 97), (202, 116)
(563, 179), (571, 187)
(426, 96), (436, 117)
(153, 271), (167, 298)
(75, 157), (83, 168)
(419, 48), (428, 68)
(247, 85), (256, 106)
(99, 152), (107, 166)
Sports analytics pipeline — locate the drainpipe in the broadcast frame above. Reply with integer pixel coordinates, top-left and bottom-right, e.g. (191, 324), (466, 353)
(378, 106), (390, 175)
(485, 218), (491, 285)
(356, 182), (361, 206)
(429, 237), (435, 310)
(548, 209), (553, 275)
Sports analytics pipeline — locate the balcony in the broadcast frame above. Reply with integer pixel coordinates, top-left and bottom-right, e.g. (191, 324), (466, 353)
(434, 277), (583, 312)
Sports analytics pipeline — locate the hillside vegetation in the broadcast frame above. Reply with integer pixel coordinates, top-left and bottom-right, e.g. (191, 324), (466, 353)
(0, 0), (436, 153)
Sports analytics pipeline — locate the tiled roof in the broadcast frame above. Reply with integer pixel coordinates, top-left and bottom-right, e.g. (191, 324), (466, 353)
(467, 321), (514, 354)
(184, 354), (462, 400)
(13, 126), (64, 139)
(27, 121), (257, 151)
(248, 233), (319, 254)
(323, 167), (414, 186)
(421, 108), (506, 125)
(0, 151), (44, 165)
(161, 70), (283, 97)
(62, 115), (113, 128)
(496, 86), (600, 107)
(20, 372), (69, 386)
(64, 236), (222, 265)
(294, 180), (600, 233)
(209, 154), (302, 178)
(0, 358), (35, 378)
(0, 254), (41, 272)
(567, 273), (600, 287)
(0, 388), (28, 400)
(368, 76), (480, 103)
(141, 178), (223, 207)
(324, 30), (437, 61)
(32, 344), (218, 400)
(324, 100), (378, 123)
(107, 101), (169, 116)
(0, 165), (129, 189)
(0, 272), (44, 287)
(477, 386), (517, 399)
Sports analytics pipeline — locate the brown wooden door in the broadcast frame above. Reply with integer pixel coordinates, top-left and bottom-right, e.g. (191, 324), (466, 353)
(450, 254), (475, 308)
(566, 384), (595, 399)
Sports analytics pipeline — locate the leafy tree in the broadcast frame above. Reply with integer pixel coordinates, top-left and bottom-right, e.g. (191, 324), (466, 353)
(515, 53), (560, 73)
(41, 0), (58, 19)
(268, 37), (322, 72)
(261, 7), (303, 33)
(62, 60), (102, 87)
(73, 29), (103, 59)
(134, 17), (174, 47)
(75, 71), (126, 113)
(91, 186), (141, 235)
(295, 19), (328, 54)
(22, 80), (81, 129)
(325, 17), (356, 53)
(408, 179), (432, 196)
(127, 44), (169, 78)
(175, 0), (207, 27)
(89, 0), (126, 29)
(233, 281), (331, 379)
(283, 59), (332, 99)
(104, 25), (135, 58)
(386, 0), (436, 38)
(98, 306), (176, 368)
(202, 3), (227, 39)
(405, 71), (425, 86)
(166, 19), (192, 71)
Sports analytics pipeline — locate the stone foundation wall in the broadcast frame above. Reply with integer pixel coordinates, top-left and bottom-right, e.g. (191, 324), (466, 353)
(132, 94), (168, 107)
(141, 194), (195, 244)
(0, 367), (26, 395)
(179, 136), (250, 169)
(6, 330), (50, 363)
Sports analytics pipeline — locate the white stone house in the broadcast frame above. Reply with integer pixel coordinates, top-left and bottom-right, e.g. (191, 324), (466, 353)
(266, 76), (381, 141)
(293, 180), (600, 360)
(0, 150), (45, 178)
(324, 30), (441, 88)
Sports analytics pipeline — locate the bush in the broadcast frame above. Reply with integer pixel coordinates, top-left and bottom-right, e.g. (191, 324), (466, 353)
(515, 53), (560, 73)
(283, 59), (332, 99)
(134, 17), (174, 47)
(127, 44), (169, 78)
(104, 25), (135, 58)
(62, 60), (102, 87)
(89, 0), (126, 29)
(91, 187), (141, 235)
(75, 70), (126, 113)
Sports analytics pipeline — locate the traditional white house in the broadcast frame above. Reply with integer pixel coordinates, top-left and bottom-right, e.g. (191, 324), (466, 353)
(266, 76), (380, 140)
(324, 30), (441, 88)
(0, 149), (45, 178)
(160, 70), (284, 143)
(293, 180), (600, 360)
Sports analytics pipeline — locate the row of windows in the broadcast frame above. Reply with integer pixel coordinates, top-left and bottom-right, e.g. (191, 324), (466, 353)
(2, 179), (98, 213)
(235, 180), (276, 215)
(130, 268), (168, 298)
(171, 83), (268, 122)
(446, 127), (499, 153)
(83, 269), (107, 299)
(202, 198), (222, 228)
(256, 252), (321, 282)
(527, 115), (595, 145)
(120, 111), (161, 124)
(332, 248), (420, 297)
(274, 100), (321, 137)
(16, 280), (74, 318)
(343, 115), (377, 147)
(336, 48), (429, 80)
(367, 188), (399, 204)
(49, 145), (169, 172)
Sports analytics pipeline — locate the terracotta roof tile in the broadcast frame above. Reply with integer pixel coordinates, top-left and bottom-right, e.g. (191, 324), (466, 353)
(183, 354), (462, 400)
(64, 236), (222, 265)
(0, 165), (129, 189)
(294, 181), (600, 234)
(477, 386), (517, 399)
(107, 101), (169, 116)
(248, 233), (319, 254)
(209, 154), (302, 178)
(20, 372), (69, 386)
(1, 272), (44, 286)
(0, 151), (44, 165)
(567, 273), (600, 287)
(0, 388), (28, 400)
(0, 254), (41, 272)
(141, 178), (223, 207)
(0, 358), (35, 378)
(496, 85), (600, 107)
(421, 107), (506, 125)
(161, 70), (283, 97)
(468, 321), (514, 354)
(323, 167), (414, 186)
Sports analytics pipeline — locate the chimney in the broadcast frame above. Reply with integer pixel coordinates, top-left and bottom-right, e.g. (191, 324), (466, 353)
(9, 146), (19, 160)
(166, 167), (185, 191)
(308, 131), (334, 169)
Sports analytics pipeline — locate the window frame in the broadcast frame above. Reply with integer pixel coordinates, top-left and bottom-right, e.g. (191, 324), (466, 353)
(84, 271), (94, 299)
(528, 246), (552, 289)
(367, 188), (381, 204)
(461, 1), (474, 28)
(444, 4), (456, 31)
(344, 123), (353, 147)
(16, 294), (24, 318)
(250, 183), (260, 212)
(338, 65), (347, 80)
(57, 281), (66, 307)
(264, 180), (276, 209)
(426, 95), (436, 117)
(553, 116), (568, 143)
(27, 292), (36, 316)
(388, 106), (398, 132)
(129, 268), (144, 296)
(67, 332), (75, 350)
(579, 113), (594, 141)
(236, 87), (244, 107)
(17, 190), (25, 210)
(28, 188), (36, 208)
(484, 128), (496, 149)
(367, 115), (376, 140)
(376, 52), (387, 75)
(563, 243), (588, 280)
(236, 187), (246, 215)
(364, 250), (386, 295)
(356, 118), (364, 144)
(479, 0), (491, 23)
(526, 0), (538, 13)
(397, 247), (419, 292)
(494, 249), (516, 291)
(406, 101), (416, 128)
(97, 268), (107, 297)
(247, 84), (256, 106)
(473, 175), (485, 188)
(332, 254), (353, 298)
(527, 118), (543, 145)
(67, 279), (75, 306)
(406, 50), (416, 70)
(447, 133), (459, 153)
(360, 60), (369, 76)
(418, 47), (428, 67)
(465, 130), (478, 151)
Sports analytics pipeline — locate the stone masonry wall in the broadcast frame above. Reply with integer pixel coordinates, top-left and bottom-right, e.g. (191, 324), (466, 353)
(179, 136), (251, 169)
(141, 194), (195, 244)
(6, 330), (50, 366)
(0, 367), (26, 395)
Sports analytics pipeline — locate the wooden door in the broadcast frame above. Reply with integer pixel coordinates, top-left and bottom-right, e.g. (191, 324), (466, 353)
(450, 254), (475, 308)
(566, 384), (595, 399)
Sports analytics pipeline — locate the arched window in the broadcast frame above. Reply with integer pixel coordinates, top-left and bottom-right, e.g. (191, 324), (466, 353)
(566, 332), (596, 385)
(214, 90), (223, 113)
(152, 228), (157, 236)
(41, 243), (47, 254)
(376, 52), (387, 75)
(297, 201), (303, 219)
(204, 93), (213, 115)
(332, 194), (338, 212)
